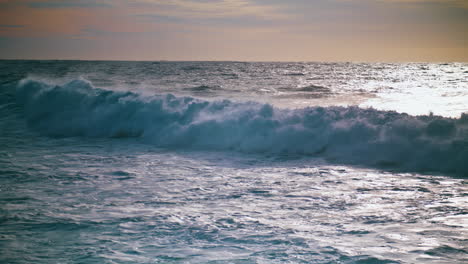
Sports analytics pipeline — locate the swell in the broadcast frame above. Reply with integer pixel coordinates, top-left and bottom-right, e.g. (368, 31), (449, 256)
(14, 78), (468, 176)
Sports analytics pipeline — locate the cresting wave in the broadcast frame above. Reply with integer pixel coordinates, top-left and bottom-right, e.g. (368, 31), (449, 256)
(15, 78), (468, 176)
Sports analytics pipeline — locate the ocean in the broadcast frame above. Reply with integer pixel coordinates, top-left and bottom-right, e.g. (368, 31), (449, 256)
(0, 60), (467, 263)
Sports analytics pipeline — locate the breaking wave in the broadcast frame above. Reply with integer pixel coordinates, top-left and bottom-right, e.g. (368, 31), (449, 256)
(15, 78), (468, 176)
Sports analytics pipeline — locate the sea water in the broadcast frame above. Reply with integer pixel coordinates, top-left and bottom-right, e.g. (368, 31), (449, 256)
(0, 61), (467, 263)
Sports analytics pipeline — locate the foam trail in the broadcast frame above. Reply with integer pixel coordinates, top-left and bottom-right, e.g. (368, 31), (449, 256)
(16, 78), (468, 176)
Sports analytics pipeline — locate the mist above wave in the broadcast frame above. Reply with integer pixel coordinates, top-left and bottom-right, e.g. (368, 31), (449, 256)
(15, 78), (468, 176)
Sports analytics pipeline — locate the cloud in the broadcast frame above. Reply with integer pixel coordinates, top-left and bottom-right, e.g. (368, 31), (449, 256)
(369, 0), (468, 9)
(28, 0), (112, 9)
(0, 24), (25, 28)
(131, 0), (287, 20)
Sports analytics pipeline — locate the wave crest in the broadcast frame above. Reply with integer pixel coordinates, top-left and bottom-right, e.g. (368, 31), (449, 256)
(16, 78), (468, 176)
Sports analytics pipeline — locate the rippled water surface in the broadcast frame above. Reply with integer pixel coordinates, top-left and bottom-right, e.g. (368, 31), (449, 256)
(0, 61), (467, 263)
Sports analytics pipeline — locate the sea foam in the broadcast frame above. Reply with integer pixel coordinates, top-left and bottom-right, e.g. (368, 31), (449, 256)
(16, 78), (468, 176)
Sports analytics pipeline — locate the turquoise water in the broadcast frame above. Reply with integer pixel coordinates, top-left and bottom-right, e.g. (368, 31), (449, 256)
(0, 61), (467, 263)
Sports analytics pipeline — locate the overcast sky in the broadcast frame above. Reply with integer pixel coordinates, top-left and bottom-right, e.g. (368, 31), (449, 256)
(0, 0), (467, 61)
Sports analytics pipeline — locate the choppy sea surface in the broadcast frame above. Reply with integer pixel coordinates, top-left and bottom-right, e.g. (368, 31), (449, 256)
(0, 60), (467, 263)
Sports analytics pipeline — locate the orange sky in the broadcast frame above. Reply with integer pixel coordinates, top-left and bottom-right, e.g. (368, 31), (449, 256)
(0, 0), (467, 62)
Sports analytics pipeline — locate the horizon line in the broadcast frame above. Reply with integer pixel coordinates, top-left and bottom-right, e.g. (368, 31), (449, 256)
(0, 58), (466, 64)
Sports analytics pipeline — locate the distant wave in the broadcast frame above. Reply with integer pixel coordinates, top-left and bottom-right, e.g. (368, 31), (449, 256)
(15, 78), (468, 176)
(278, 84), (331, 93)
(283, 72), (305, 76)
(184, 85), (223, 93)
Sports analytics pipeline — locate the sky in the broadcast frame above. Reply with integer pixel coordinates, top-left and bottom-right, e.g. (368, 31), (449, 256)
(0, 0), (467, 62)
